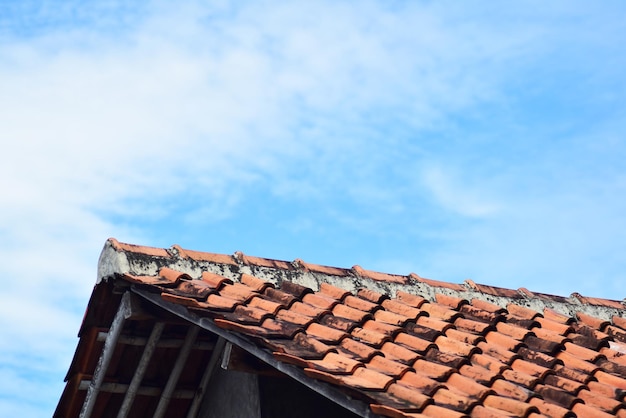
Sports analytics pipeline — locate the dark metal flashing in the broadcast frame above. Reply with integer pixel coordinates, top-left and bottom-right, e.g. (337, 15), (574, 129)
(132, 287), (379, 418)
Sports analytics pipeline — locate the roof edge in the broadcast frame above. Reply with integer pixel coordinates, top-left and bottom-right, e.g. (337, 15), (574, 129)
(98, 238), (625, 321)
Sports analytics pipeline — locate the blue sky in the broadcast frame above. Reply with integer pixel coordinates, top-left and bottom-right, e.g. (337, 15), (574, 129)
(1, 1), (626, 415)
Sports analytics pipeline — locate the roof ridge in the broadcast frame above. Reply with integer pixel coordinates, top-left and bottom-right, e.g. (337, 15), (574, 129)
(98, 238), (626, 321)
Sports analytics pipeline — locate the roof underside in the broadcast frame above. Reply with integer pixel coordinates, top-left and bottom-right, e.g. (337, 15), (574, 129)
(57, 239), (626, 418)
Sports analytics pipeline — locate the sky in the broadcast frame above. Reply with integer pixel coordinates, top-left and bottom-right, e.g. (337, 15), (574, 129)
(1, 1), (625, 415)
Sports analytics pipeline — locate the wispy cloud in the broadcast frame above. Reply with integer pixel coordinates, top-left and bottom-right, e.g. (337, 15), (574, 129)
(1, 1), (625, 416)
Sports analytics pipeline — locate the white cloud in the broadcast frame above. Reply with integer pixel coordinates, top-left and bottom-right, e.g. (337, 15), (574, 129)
(1, 1), (625, 416)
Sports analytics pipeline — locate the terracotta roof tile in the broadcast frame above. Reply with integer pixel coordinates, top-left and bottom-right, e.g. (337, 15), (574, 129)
(421, 302), (462, 321)
(236, 252), (294, 270)
(357, 288), (388, 304)
(262, 287), (298, 307)
(318, 313), (357, 332)
(516, 347), (560, 369)
(435, 294), (469, 310)
(500, 368), (540, 388)
(528, 396), (576, 418)
(352, 327), (391, 347)
(396, 332), (437, 354)
(301, 292), (339, 310)
(176, 245), (237, 265)
(362, 319), (402, 337)
(477, 341), (520, 364)
(495, 322), (534, 341)
(240, 273), (273, 292)
(248, 295), (284, 314)
(425, 348), (469, 369)
(435, 335), (481, 357)
(306, 322), (349, 344)
(543, 308), (576, 325)
(353, 265), (408, 284)
(432, 387), (479, 412)
(420, 403), (470, 418)
(345, 295), (380, 312)
(275, 307), (315, 326)
(338, 338), (382, 362)
(219, 282), (259, 302)
(604, 325), (626, 343)
(612, 316), (626, 329)
(510, 358), (553, 379)
(280, 281), (313, 298)
(490, 378), (532, 401)
(506, 303), (541, 320)
(290, 301), (331, 319)
(484, 331), (525, 352)
(201, 271), (233, 288)
(293, 258), (350, 276)
(266, 332), (335, 359)
(382, 299), (427, 320)
(413, 275), (466, 292)
(470, 353), (510, 375)
(535, 317), (574, 335)
(163, 279), (216, 300)
(445, 328), (484, 346)
(482, 394), (540, 417)
(308, 352), (362, 374)
(59, 240), (626, 418)
(416, 315), (455, 333)
(109, 238), (171, 257)
(446, 372), (494, 400)
(458, 364), (500, 386)
(332, 303), (373, 323)
(455, 317), (494, 335)
(413, 359), (456, 381)
(577, 388), (624, 414)
(375, 309), (413, 326)
(398, 371), (445, 396)
(571, 402), (616, 418)
(381, 341), (422, 365)
(367, 355), (413, 378)
(396, 291), (428, 308)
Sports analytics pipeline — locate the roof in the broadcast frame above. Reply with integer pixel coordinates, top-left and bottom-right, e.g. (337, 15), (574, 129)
(57, 238), (626, 418)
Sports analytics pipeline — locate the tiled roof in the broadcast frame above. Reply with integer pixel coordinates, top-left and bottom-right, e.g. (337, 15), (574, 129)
(58, 239), (626, 418)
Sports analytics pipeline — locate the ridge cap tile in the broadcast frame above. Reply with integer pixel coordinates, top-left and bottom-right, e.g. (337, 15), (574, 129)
(173, 245), (238, 265)
(293, 258), (351, 276)
(352, 265), (408, 284)
(109, 238), (171, 258)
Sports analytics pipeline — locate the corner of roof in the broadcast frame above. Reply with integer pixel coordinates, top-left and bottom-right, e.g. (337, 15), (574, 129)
(97, 238), (131, 283)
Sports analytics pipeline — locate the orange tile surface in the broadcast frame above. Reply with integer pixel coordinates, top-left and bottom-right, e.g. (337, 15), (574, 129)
(59, 240), (626, 418)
